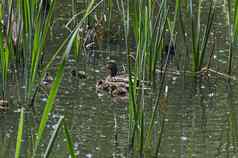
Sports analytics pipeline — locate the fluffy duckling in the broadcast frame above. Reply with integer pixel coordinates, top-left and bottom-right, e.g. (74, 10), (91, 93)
(71, 70), (87, 79)
(41, 73), (53, 86)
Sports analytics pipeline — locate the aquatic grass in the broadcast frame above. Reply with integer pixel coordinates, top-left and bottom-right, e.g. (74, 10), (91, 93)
(33, 24), (80, 155)
(63, 122), (77, 158)
(66, 0), (104, 59)
(71, 0), (82, 59)
(107, 0), (113, 25)
(129, 0), (169, 82)
(198, 1), (215, 71)
(0, 31), (10, 98)
(145, 1), (180, 155)
(44, 116), (64, 158)
(119, 0), (137, 151)
(33, 27), (81, 157)
(121, 0), (177, 156)
(187, 0), (215, 73)
(226, 0), (238, 75)
(0, 2), (10, 98)
(15, 108), (24, 158)
(25, 0), (56, 101)
(0, 0), (58, 103)
(1, 0), (54, 102)
(33, 0), (102, 155)
(33, 49), (67, 156)
(4, 0), (237, 157)
(151, 1), (168, 80)
(178, 0), (190, 71)
(1, 0), (100, 157)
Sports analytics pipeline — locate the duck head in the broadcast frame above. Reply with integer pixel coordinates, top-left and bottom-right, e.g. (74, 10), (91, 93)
(106, 61), (118, 77)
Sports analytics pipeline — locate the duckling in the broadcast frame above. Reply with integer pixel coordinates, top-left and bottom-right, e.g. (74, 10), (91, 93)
(42, 72), (53, 86)
(111, 85), (128, 97)
(71, 70), (87, 79)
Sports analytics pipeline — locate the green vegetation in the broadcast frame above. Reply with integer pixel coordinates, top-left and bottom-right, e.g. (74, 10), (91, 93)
(0, 0), (237, 157)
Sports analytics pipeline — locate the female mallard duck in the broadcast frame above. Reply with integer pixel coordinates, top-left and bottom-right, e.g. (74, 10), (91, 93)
(96, 61), (129, 99)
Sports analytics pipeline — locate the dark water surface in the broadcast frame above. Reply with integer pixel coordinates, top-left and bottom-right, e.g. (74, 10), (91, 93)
(1, 1), (238, 158)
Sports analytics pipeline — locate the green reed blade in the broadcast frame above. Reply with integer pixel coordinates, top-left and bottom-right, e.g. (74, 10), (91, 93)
(198, 0), (215, 70)
(227, 0), (238, 74)
(33, 56), (66, 156)
(34, 0), (100, 153)
(28, 0), (56, 99)
(63, 122), (76, 158)
(15, 108), (24, 158)
(0, 2), (10, 97)
(44, 116), (64, 158)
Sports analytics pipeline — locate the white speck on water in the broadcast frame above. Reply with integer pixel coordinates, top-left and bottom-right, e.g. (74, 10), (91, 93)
(74, 142), (79, 149)
(14, 108), (22, 113)
(52, 124), (57, 130)
(65, 90), (70, 94)
(181, 136), (188, 141)
(75, 150), (79, 155)
(172, 76), (177, 81)
(6, 133), (10, 138)
(86, 153), (92, 158)
(68, 59), (75, 63)
(100, 134), (106, 138)
(219, 50), (224, 53)
(41, 97), (47, 102)
(208, 93), (214, 97)
(52, 114), (58, 118)
(97, 93), (104, 97)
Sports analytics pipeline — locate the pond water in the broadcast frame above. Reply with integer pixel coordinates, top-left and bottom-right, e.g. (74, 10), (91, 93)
(1, 1), (238, 158)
